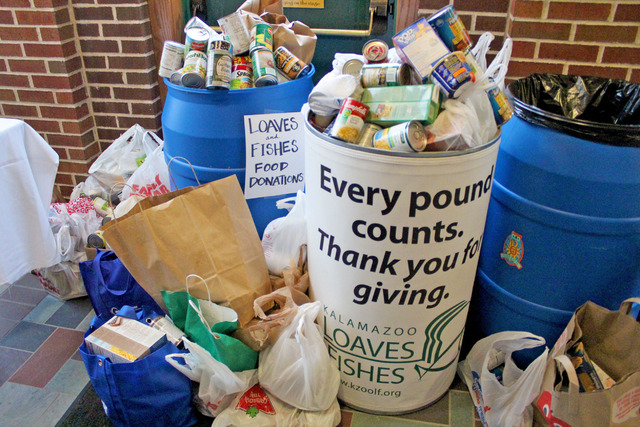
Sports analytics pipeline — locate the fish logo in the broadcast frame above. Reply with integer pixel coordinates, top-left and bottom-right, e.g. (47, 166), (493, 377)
(500, 231), (524, 269)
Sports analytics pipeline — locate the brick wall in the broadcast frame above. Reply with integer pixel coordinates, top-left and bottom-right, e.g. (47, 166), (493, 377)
(0, 0), (161, 199)
(418, 0), (640, 82)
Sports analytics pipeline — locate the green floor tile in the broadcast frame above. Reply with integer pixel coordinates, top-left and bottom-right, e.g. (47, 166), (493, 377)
(45, 359), (89, 396)
(23, 295), (65, 324)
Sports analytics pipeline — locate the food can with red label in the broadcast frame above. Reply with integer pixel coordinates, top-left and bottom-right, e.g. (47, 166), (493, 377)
(429, 51), (474, 98)
(427, 5), (473, 52)
(181, 49), (207, 88)
(184, 26), (210, 55)
(206, 40), (233, 90)
(361, 63), (413, 88)
(251, 48), (278, 87)
(273, 46), (311, 79)
(230, 55), (253, 89)
(356, 123), (382, 147)
(372, 120), (428, 152)
(158, 41), (184, 78)
(362, 39), (389, 63)
(250, 23), (273, 53)
(330, 98), (369, 143)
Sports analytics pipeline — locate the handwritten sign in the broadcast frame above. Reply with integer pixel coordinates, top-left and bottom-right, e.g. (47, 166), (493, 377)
(244, 112), (305, 199)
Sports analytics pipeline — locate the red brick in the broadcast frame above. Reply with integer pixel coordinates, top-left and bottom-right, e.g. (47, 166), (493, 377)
(94, 114), (118, 128)
(34, 0), (69, 7)
(513, 0), (543, 18)
(102, 22), (152, 38)
(15, 10), (56, 26)
(131, 99), (162, 115)
(126, 70), (156, 85)
(0, 10), (14, 24)
(18, 90), (55, 103)
(92, 101), (130, 114)
(86, 71), (124, 84)
(121, 39), (154, 54)
(79, 39), (119, 53)
(8, 59), (47, 73)
(2, 0), (31, 6)
(72, 6), (114, 21)
(630, 69), (640, 84)
(0, 59), (5, 72)
(83, 56), (107, 69)
(90, 86), (112, 98)
(39, 105), (83, 120)
(1, 74), (30, 87)
(109, 55), (155, 70)
(112, 86), (158, 101)
(615, 4), (640, 22)
(567, 64), (629, 80)
(48, 56), (83, 74)
(61, 116), (94, 134)
(574, 25), (637, 43)
(40, 24), (75, 42)
(0, 88), (16, 102)
(4, 104), (39, 117)
(603, 47), (640, 65)
(512, 40), (536, 59)
(419, 0), (448, 9)
(24, 43), (65, 58)
(55, 172), (75, 185)
(475, 15), (506, 33)
(507, 60), (565, 78)
(116, 5), (148, 21)
(27, 119), (61, 133)
(53, 6), (71, 24)
(0, 43), (23, 56)
(55, 87), (89, 104)
(97, 127), (125, 142)
(538, 43), (598, 62)
(511, 21), (572, 40)
(76, 23), (100, 37)
(57, 160), (90, 174)
(31, 75), (71, 89)
(58, 184), (74, 200)
(52, 147), (69, 161)
(459, 14), (472, 32)
(68, 141), (100, 161)
(0, 26), (39, 41)
(452, 0), (510, 14)
(48, 132), (90, 147)
(548, 2), (612, 21)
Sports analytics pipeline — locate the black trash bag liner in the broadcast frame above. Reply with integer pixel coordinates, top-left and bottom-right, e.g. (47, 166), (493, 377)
(506, 73), (640, 147)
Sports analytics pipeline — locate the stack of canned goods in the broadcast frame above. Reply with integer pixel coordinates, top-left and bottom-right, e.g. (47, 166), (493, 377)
(159, 15), (312, 91)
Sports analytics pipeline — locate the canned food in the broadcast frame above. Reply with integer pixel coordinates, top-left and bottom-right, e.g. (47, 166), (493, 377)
(184, 26), (210, 55)
(273, 46), (311, 79)
(485, 81), (513, 126)
(427, 5), (473, 52)
(251, 48), (277, 87)
(361, 63), (413, 88)
(429, 51), (474, 98)
(250, 23), (273, 53)
(181, 50), (207, 88)
(158, 41), (184, 78)
(206, 40), (232, 90)
(356, 123), (382, 147)
(463, 48), (483, 79)
(342, 58), (364, 77)
(230, 55), (253, 89)
(330, 98), (369, 143)
(362, 39), (389, 63)
(217, 11), (251, 55)
(170, 67), (183, 85)
(93, 197), (112, 217)
(146, 316), (185, 347)
(372, 121), (427, 152)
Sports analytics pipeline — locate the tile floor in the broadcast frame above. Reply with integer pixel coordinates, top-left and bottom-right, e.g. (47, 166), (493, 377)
(0, 273), (480, 427)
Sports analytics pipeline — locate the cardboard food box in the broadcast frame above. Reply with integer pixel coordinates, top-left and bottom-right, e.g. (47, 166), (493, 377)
(361, 84), (442, 126)
(392, 18), (450, 82)
(85, 315), (167, 363)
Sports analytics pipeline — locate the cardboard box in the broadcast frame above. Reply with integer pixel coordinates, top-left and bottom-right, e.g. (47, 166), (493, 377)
(392, 18), (450, 82)
(361, 85), (442, 126)
(85, 315), (167, 363)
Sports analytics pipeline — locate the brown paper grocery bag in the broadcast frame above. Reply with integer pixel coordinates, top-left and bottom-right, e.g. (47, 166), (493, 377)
(533, 299), (640, 427)
(101, 176), (271, 326)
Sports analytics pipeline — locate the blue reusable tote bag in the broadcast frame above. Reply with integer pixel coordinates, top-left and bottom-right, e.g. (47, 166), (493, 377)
(78, 305), (196, 427)
(79, 250), (164, 318)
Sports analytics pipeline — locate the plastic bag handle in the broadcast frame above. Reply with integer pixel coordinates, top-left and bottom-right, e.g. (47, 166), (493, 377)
(56, 224), (73, 258)
(471, 31), (495, 71)
(478, 37), (513, 91)
(142, 130), (163, 154)
(166, 156), (201, 190)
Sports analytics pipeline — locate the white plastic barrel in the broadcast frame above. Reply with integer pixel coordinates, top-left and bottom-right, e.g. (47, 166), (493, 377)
(303, 105), (500, 414)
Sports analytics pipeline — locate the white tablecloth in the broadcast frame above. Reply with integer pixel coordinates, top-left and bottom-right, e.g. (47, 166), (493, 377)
(0, 118), (59, 284)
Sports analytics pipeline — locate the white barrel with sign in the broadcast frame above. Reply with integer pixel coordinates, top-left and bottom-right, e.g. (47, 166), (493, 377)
(303, 107), (500, 414)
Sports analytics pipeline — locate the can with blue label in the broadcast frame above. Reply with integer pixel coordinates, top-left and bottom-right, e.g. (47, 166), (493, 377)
(485, 78), (514, 126)
(372, 120), (428, 152)
(427, 5), (472, 52)
(429, 51), (475, 98)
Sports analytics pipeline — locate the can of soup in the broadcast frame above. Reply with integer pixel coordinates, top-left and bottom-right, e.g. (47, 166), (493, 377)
(273, 46), (311, 79)
(372, 120), (428, 152)
(427, 5), (473, 52)
(429, 51), (474, 98)
(362, 39), (389, 63)
(342, 58), (364, 77)
(485, 80), (514, 126)
(330, 98), (369, 143)
(158, 41), (184, 78)
(170, 68), (184, 85)
(251, 48), (278, 87)
(184, 26), (210, 54)
(361, 63), (413, 88)
(250, 23), (273, 53)
(230, 55), (253, 89)
(181, 49), (207, 88)
(356, 123), (382, 147)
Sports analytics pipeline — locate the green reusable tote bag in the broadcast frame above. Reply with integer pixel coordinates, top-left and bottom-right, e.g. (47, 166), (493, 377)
(162, 275), (257, 372)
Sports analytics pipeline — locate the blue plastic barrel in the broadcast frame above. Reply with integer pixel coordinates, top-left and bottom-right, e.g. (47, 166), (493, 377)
(161, 66), (315, 237)
(469, 74), (640, 348)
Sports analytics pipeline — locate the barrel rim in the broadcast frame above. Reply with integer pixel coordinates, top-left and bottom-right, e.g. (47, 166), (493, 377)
(164, 63), (315, 95)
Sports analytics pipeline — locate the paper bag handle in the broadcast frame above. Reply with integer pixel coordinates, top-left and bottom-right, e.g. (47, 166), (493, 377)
(166, 156), (201, 190)
(619, 298), (640, 318)
(554, 354), (580, 415)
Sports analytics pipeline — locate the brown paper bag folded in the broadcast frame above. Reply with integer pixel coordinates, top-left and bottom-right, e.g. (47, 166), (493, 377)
(101, 176), (271, 326)
(239, 0), (283, 15)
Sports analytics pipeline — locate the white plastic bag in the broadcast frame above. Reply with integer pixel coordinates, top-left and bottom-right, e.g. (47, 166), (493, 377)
(258, 301), (340, 411)
(457, 331), (549, 427)
(121, 131), (169, 200)
(262, 191), (307, 275)
(34, 261), (86, 300)
(165, 338), (255, 417)
(471, 32), (495, 73)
